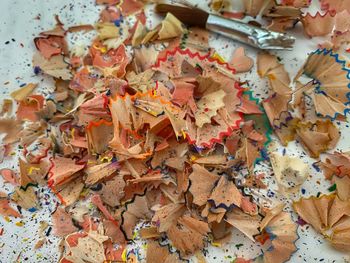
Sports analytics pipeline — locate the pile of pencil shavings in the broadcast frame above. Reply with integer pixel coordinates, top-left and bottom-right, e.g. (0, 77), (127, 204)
(0, 0), (350, 262)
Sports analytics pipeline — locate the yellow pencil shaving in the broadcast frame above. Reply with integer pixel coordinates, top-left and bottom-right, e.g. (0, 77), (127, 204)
(116, 0), (124, 9)
(28, 167), (40, 175)
(80, 188), (89, 197)
(132, 231), (138, 240)
(15, 221), (24, 227)
(93, 44), (107, 54)
(211, 52), (226, 63)
(70, 128), (75, 140)
(121, 248), (127, 261)
(181, 130), (187, 139)
(211, 241), (221, 247)
(100, 156), (112, 163)
(148, 110), (158, 116)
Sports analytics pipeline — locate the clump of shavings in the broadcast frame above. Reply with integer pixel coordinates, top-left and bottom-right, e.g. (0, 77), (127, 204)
(258, 49), (349, 158)
(0, 0), (350, 262)
(230, 203), (299, 263)
(293, 49), (350, 120)
(209, 0), (306, 31)
(318, 152), (350, 201)
(293, 182), (350, 252)
(153, 47), (244, 148)
(239, 0), (303, 32)
(290, 1), (350, 51)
